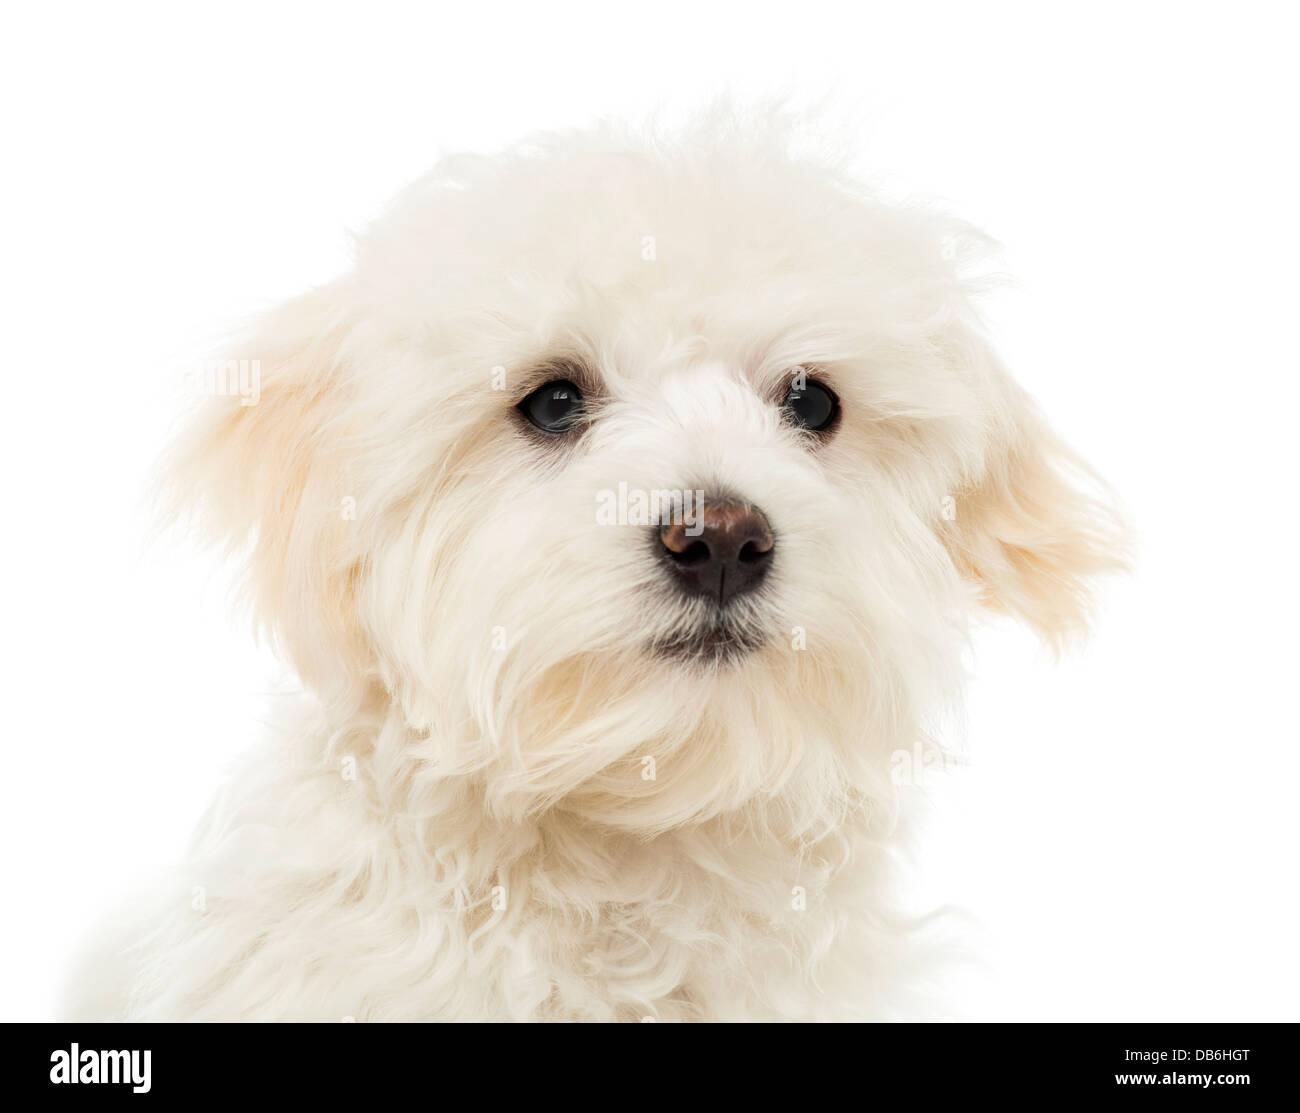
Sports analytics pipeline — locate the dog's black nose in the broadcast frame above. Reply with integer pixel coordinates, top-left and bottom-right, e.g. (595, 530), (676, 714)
(659, 500), (775, 605)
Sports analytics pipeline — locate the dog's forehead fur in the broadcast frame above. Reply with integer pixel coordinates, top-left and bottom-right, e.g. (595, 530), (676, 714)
(349, 128), (964, 395)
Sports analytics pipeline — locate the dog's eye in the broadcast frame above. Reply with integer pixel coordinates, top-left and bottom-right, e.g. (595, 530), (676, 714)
(782, 379), (838, 432)
(519, 380), (584, 434)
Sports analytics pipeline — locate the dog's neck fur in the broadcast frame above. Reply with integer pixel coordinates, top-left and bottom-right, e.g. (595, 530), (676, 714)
(119, 677), (924, 1020)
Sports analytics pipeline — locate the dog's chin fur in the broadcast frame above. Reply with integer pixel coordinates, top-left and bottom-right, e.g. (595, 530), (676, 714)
(648, 621), (768, 668)
(66, 107), (1128, 1021)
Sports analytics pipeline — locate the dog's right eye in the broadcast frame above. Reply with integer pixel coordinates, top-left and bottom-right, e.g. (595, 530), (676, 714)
(519, 380), (584, 434)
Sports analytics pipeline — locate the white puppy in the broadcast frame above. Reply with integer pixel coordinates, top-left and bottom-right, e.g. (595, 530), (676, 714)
(72, 110), (1126, 1020)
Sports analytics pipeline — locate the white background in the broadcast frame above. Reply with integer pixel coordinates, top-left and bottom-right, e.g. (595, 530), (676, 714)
(2, 1), (1297, 1020)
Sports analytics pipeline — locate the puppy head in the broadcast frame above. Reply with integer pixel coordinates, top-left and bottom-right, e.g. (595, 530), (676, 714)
(173, 117), (1127, 831)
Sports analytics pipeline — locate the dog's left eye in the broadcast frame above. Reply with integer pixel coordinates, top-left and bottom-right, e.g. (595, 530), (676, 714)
(519, 380), (585, 434)
(782, 379), (839, 432)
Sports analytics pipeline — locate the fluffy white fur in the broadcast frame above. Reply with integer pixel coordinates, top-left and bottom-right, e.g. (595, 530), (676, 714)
(69, 109), (1126, 1021)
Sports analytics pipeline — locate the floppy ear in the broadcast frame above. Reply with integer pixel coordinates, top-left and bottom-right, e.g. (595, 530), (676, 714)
(939, 381), (1130, 646)
(166, 285), (367, 691)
